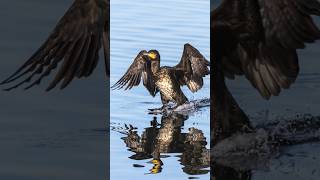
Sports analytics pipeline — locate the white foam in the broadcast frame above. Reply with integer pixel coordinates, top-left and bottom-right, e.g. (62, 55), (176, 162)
(212, 115), (320, 170)
(148, 98), (210, 115)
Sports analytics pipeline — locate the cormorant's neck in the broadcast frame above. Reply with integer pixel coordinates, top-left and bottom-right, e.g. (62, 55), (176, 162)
(151, 60), (160, 75)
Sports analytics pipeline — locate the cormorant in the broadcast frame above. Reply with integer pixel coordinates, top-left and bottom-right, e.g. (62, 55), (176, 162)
(1, 0), (109, 91)
(112, 44), (210, 108)
(211, 0), (320, 141)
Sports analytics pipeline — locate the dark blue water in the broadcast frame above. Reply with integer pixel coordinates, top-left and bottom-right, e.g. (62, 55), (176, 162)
(0, 1), (108, 179)
(110, 0), (210, 179)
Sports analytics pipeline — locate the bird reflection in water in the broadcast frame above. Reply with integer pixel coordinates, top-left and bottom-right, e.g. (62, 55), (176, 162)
(117, 113), (210, 175)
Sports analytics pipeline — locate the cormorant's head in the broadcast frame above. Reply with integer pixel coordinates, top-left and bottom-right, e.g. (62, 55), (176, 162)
(145, 50), (160, 61)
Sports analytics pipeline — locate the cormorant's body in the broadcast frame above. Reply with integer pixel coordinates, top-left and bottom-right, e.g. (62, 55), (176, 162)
(153, 67), (188, 106)
(112, 44), (209, 107)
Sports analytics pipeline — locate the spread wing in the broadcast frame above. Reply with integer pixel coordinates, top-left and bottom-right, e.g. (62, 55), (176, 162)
(174, 43), (210, 93)
(213, 0), (320, 99)
(111, 51), (158, 96)
(1, 0), (109, 91)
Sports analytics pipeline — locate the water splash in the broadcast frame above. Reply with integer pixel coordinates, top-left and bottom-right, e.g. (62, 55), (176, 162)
(148, 98), (210, 115)
(212, 114), (320, 171)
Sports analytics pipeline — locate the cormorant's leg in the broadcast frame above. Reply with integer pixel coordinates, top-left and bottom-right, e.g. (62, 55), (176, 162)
(148, 93), (170, 114)
(174, 92), (188, 107)
(212, 57), (253, 146)
(160, 93), (170, 109)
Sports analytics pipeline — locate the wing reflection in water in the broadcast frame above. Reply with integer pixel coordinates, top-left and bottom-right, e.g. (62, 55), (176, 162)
(114, 113), (210, 175)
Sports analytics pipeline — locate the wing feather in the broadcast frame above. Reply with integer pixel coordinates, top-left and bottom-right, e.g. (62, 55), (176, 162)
(1, 0), (109, 91)
(175, 43), (210, 93)
(112, 51), (146, 89)
(213, 0), (320, 99)
(112, 50), (158, 96)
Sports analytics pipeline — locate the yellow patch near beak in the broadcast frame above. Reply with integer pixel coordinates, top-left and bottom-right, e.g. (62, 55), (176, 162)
(151, 159), (162, 165)
(148, 52), (157, 60)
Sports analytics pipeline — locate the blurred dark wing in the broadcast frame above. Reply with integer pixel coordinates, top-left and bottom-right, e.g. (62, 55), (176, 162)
(259, 0), (320, 49)
(103, 0), (110, 77)
(1, 0), (107, 91)
(112, 51), (157, 95)
(175, 43), (210, 93)
(214, 0), (320, 99)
